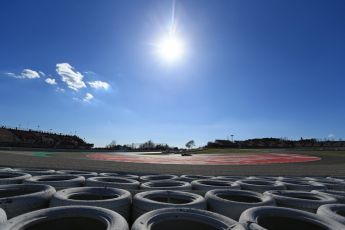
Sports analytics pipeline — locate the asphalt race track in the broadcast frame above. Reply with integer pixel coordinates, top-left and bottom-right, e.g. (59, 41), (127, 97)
(0, 149), (345, 176)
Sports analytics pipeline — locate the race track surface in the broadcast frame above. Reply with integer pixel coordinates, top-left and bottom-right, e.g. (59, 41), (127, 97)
(0, 150), (344, 176)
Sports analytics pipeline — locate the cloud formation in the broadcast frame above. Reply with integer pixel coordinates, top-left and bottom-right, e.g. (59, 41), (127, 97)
(83, 93), (94, 102)
(5, 69), (41, 79)
(45, 78), (57, 85)
(88, 80), (110, 90)
(56, 63), (86, 91)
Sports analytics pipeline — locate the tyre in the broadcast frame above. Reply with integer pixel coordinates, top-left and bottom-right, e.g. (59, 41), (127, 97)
(236, 179), (285, 192)
(277, 176), (311, 181)
(0, 172), (31, 185)
(264, 190), (337, 212)
(132, 207), (245, 230)
(132, 190), (206, 221)
(56, 170), (98, 179)
(312, 189), (345, 203)
(0, 208), (6, 224)
(191, 179), (240, 191)
(317, 204), (345, 225)
(247, 176), (279, 181)
(214, 176), (247, 181)
(0, 184), (55, 218)
(179, 175), (213, 182)
(100, 173), (139, 180)
(280, 180), (326, 191)
(1, 205), (129, 230)
(13, 168), (55, 176)
(50, 187), (131, 220)
(140, 180), (191, 191)
(86, 176), (140, 189)
(239, 206), (344, 230)
(140, 174), (178, 182)
(311, 178), (345, 191)
(327, 176), (345, 181)
(24, 174), (85, 190)
(205, 189), (276, 220)
(0, 167), (12, 172)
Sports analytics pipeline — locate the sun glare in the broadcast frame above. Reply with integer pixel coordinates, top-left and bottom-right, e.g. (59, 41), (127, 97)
(156, 35), (184, 62)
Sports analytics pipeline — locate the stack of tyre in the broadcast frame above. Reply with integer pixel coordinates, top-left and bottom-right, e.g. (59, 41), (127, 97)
(0, 167), (345, 229)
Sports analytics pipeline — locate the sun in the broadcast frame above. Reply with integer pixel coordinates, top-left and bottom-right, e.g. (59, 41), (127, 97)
(156, 35), (184, 62)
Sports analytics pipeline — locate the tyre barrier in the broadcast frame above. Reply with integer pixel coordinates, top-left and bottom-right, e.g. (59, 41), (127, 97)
(247, 176), (279, 181)
(139, 174), (178, 182)
(179, 174), (213, 182)
(317, 204), (345, 225)
(0, 208), (6, 224)
(100, 173), (139, 180)
(13, 168), (55, 176)
(280, 180), (326, 191)
(140, 180), (191, 191)
(1, 205), (129, 230)
(0, 184), (55, 219)
(236, 179), (285, 192)
(0, 172), (31, 185)
(132, 190), (206, 221)
(277, 176), (311, 181)
(50, 187), (132, 220)
(131, 208), (244, 230)
(86, 177), (140, 190)
(191, 179), (241, 192)
(264, 190), (337, 212)
(205, 189), (276, 220)
(56, 169), (98, 179)
(327, 176), (345, 181)
(239, 206), (345, 230)
(24, 175), (85, 190)
(312, 189), (345, 203)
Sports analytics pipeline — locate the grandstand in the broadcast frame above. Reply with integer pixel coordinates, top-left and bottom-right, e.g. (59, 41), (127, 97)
(0, 127), (93, 149)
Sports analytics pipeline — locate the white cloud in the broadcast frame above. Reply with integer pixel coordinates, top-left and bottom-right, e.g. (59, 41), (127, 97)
(21, 69), (40, 79)
(83, 93), (94, 102)
(88, 80), (110, 90)
(56, 63), (86, 91)
(56, 87), (65, 93)
(45, 78), (57, 85)
(39, 71), (46, 77)
(4, 69), (40, 79)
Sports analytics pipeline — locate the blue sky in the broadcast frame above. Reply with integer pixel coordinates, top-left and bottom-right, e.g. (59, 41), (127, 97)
(1, 0), (345, 147)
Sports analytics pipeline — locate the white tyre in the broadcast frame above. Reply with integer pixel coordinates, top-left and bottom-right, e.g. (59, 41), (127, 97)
(264, 190), (337, 212)
(13, 168), (55, 176)
(24, 174), (85, 190)
(86, 176), (140, 189)
(312, 189), (345, 203)
(50, 187), (131, 220)
(132, 208), (245, 230)
(140, 174), (178, 182)
(0, 172), (31, 185)
(0, 184), (55, 218)
(239, 206), (344, 230)
(205, 189), (276, 220)
(191, 179), (240, 191)
(179, 175), (213, 182)
(0, 167), (12, 172)
(140, 180), (191, 191)
(0, 208), (6, 223)
(236, 179), (285, 192)
(56, 170), (97, 179)
(132, 190), (206, 221)
(317, 204), (345, 225)
(214, 176), (247, 181)
(2, 205), (128, 230)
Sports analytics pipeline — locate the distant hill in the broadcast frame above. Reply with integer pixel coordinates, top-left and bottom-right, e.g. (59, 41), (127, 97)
(0, 127), (93, 149)
(207, 138), (345, 149)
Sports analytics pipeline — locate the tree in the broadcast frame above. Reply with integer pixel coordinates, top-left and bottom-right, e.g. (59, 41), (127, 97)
(185, 140), (195, 149)
(106, 140), (117, 149)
